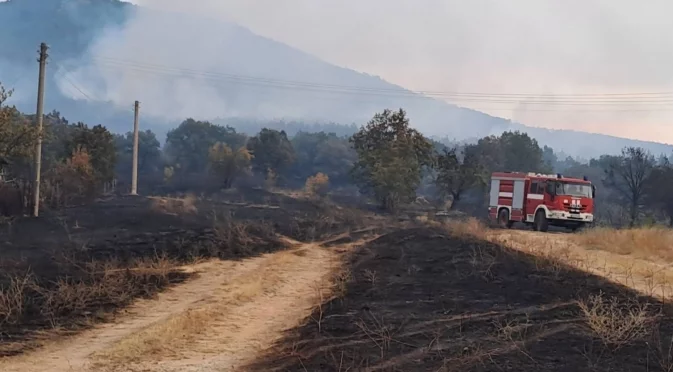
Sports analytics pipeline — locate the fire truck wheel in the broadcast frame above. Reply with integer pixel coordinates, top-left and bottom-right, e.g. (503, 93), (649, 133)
(534, 211), (549, 232)
(497, 209), (513, 229)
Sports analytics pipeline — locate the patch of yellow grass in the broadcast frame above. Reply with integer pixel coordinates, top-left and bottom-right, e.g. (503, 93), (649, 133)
(434, 214), (673, 302)
(444, 217), (487, 239)
(149, 194), (198, 215)
(575, 227), (673, 261)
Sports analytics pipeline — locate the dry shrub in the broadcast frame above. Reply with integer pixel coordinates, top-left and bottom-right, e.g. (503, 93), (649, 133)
(305, 172), (330, 197)
(212, 212), (276, 256)
(0, 273), (33, 326)
(414, 215), (429, 223)
(331, 268), (353, 298)
(651, 328), (673, 372)
(445, 217), (487, 240)
(575, 227), (673, 261)
(35, 255), (181, 326)
(150, 194), (198, 215)
(214, 217), (253, 252)
(578, 292), (657, 350)
(0, 251), (184, 349)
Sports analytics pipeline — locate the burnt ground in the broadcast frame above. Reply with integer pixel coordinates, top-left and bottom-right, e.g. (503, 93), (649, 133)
(0, 189), (371, 356)
(249, 226), (673, 372)
(1, 188), (366, 254)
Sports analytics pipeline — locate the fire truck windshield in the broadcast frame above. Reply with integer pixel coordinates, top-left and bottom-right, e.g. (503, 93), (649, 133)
(555, 182), (593, 198)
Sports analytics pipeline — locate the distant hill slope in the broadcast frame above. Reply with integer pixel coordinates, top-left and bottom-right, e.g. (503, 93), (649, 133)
(0, 0), (670, 159)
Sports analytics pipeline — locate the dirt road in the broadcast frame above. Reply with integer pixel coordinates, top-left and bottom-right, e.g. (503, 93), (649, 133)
(0, 238), (352, 372)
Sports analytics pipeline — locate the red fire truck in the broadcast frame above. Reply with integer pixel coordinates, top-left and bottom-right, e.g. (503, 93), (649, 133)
(488, 172), (596, 232)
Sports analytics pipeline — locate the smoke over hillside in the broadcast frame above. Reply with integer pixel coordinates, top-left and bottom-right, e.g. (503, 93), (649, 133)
(1, 0), (672, 158)
(57, 5), (420, 126)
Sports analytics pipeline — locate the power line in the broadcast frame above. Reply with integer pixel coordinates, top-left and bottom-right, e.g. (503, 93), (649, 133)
(43, 54), (673, 112)
(4, 67), (31, 91)
(50, 58), (95, 101)
(89, 56), (673, 103)
(91, 62), (673, 109)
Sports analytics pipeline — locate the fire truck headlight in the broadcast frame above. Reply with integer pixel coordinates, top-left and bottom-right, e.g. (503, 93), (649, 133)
(563, 199), (569, 204)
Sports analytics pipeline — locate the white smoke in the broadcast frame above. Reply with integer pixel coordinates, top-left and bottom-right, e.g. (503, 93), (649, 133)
(56, 0), (673, 144)
(56, 6), (239, 120)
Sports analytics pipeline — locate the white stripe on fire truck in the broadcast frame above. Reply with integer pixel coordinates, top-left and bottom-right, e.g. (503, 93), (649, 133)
(527, 194), (544, 200)
(498, 192), (513, 197)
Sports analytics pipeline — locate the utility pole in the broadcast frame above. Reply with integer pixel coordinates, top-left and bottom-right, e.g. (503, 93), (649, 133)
(32, 42), (48, 217)
(130, 100), (140, 195)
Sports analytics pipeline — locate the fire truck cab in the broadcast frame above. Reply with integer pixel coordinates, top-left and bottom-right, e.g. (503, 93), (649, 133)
(488, 172), (595, 232)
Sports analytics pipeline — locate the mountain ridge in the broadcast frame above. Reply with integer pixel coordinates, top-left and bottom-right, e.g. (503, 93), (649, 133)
(0, 0), (670, 159)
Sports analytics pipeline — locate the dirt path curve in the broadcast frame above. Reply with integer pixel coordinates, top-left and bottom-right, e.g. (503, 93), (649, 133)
(0, 239), (349, 372)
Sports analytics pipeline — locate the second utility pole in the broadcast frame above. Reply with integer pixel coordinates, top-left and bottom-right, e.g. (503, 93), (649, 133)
(130, 100), (140, 195)
(32, 42), (48, 217)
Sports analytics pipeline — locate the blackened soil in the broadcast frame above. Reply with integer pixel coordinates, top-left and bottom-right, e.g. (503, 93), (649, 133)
(0, 190), (370, 356)
(249, 227), (673, 372)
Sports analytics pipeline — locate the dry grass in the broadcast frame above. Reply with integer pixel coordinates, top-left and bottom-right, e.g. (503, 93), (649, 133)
(331, 267), (353, 299)
(0, 273), (32, 326)
(149, 194), (198, 215)
(446, 220), (673, 265)
(577, 292), (657, 350)
(445, 220), (673, 360)
(305, 172), (329, 197)
(444, 217), (487, 239)
(440, 219), (673, 301)
(575, 227), (673, 262)
(0, 253), (185, 356)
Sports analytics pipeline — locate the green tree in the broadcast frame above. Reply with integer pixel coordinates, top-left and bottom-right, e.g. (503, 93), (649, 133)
(41, 111), (73, 168)
(435, 145), (486, 209)
(207, 142), (253, 189)
(603, 147), (655, 226)
(350, 109), (433, 211)
(246, 128), (295, 176)
(165, 119), (247, 173)
(290, 131), (356, 186)
(0, 83), (36, 215)
(542, 145), (557, 171)
(0, 84), (37, 167)
(115, 129), (162, 177)
(645, 163), (673, 226)
(473, 131), (549, 173)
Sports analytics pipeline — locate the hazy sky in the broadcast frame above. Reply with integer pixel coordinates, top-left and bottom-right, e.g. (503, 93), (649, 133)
(128, 0), (673, 143)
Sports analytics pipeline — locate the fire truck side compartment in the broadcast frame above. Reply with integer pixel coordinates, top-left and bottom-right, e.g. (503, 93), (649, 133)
(512, 180), (525, 209)
(489, 179), (500, 207)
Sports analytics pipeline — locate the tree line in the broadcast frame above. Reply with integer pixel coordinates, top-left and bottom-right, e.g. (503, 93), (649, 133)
(1, 82), (671, 227)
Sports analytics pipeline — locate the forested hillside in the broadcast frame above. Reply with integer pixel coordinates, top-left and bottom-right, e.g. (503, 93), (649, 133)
(2, 72), (671, 228)
(0, 0), (671, 159)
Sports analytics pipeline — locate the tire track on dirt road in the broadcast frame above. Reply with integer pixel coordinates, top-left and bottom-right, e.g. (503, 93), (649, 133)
(0, 237), (363, 372)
